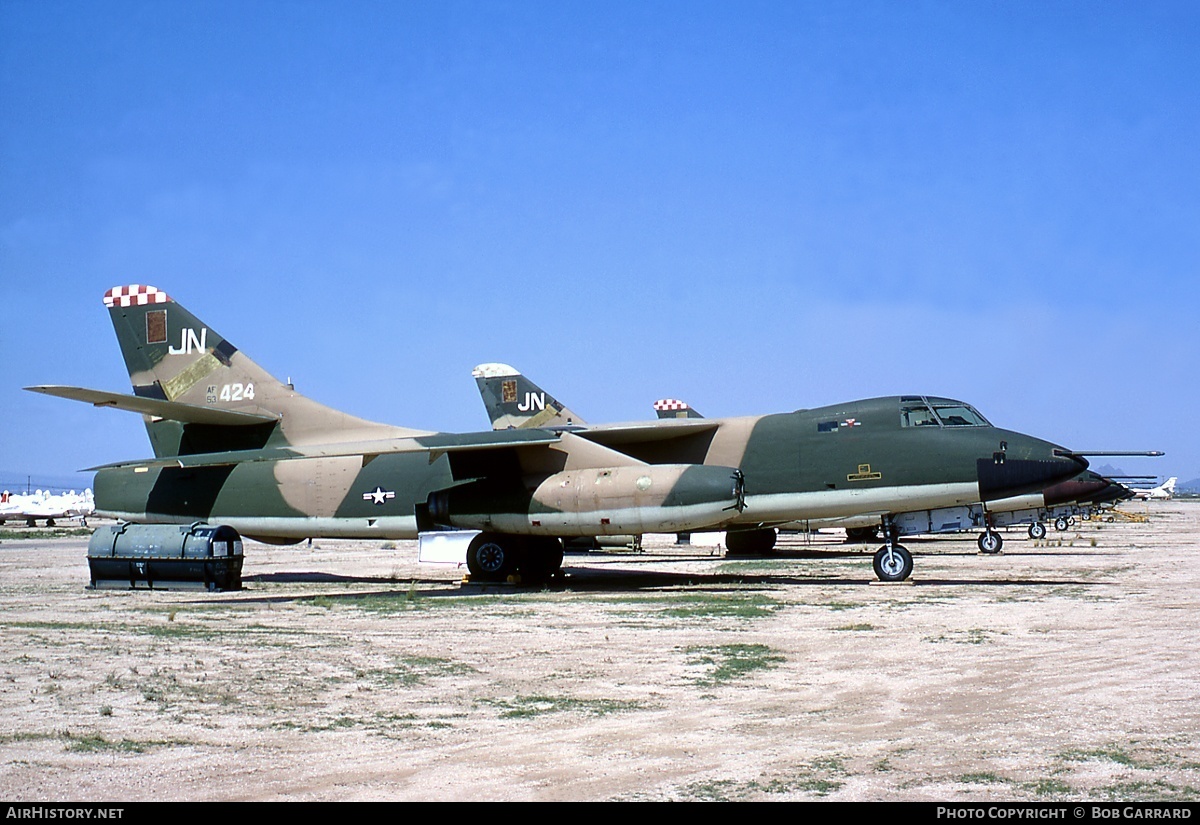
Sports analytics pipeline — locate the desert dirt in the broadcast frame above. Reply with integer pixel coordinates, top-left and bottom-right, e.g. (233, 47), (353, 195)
(2, 500), (1199, 802)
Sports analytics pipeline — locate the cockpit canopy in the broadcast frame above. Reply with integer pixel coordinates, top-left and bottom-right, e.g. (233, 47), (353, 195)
(899, 396), (990, 428)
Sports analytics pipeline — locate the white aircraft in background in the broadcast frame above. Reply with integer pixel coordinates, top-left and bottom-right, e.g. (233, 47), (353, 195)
(0, 489), (94, 526)
(1132, 477), (1177, 501)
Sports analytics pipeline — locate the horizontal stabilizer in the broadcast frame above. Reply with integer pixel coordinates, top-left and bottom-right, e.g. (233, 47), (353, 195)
(25, 385), (279, 426)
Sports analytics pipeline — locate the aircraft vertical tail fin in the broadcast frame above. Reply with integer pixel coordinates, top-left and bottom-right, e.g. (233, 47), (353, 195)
(653, 399), (705, 419)
(472, 363), (586, 430)
(105, 285), (273, 410)
(102, 285), (419, 456)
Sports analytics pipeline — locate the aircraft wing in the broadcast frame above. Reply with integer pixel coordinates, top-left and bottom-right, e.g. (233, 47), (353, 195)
(25, 385), (279, 426)
(82, 429), (568, 472)
(574, 417), (719, 445)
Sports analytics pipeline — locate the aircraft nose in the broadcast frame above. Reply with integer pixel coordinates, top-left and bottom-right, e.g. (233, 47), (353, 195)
(976, 438), (1089, 502)
(1105, 481), (1137, 504)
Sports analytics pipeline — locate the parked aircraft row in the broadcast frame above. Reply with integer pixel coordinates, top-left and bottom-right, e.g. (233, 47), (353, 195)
(0, 488), (94, 526)
(27, 285), (1160, 583)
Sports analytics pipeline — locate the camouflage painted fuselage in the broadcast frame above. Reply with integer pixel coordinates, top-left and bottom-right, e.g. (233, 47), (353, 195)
(41, 285), (1085, 544)
(93, 397), (1082, 542)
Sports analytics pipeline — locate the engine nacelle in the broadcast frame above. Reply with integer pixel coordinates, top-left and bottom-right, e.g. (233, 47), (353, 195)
(428, 463), (743, 536)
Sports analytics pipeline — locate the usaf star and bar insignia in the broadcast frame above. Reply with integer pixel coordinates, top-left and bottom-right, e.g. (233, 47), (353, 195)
(817, 418), (862, 433)
(362, 486), (396, 506)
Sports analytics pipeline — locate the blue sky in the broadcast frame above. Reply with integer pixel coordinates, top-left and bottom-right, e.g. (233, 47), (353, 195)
(2, 0), (1196, 490)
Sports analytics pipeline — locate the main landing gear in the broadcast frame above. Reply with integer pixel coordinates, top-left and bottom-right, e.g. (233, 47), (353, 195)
(845, 525), (880, 543)
(724, 528), (777, 556)
(1028, 522), (1047, 540)
(466, 533), (564, 583)
(873, 518), (913, 582)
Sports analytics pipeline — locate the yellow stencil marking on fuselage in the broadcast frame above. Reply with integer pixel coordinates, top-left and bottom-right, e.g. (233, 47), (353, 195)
(848, 463), (882, 482)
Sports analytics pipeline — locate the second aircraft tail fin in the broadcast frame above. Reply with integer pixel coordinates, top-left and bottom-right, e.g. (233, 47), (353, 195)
(472, 363), (586, 430)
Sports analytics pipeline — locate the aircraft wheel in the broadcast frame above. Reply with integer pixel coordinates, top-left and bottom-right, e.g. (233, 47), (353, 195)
(466, 533), (519, 582)
(978, 531), (1003, 554)
(725, 528), (777, 556)
(522, 537), (564, 579)
(1054, 517), (1069, 532)
(872, 545), (913, 582)
(845, 526), (879, 543)
(1028, 522), (1047, 540)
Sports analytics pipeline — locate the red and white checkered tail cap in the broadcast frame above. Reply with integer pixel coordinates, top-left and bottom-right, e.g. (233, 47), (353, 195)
(103, 285), (172, 308)
(653, 399), (691, 411)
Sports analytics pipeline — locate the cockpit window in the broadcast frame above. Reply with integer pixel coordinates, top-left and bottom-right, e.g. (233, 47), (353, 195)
(900, 397), (990, 428)
(931, 403), (989, 427)
(900, 400), (939, 427)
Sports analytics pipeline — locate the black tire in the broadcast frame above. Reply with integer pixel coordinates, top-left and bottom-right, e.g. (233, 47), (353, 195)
(523, 537), (565, 579)
(725, 528), (777, 556)
(977, 531), (1003, 554)
(845, 526), (880, 543)
(1028, 522), (1047, 540)
(466, 533), (519, 581)
(1054, 517), (1069, 532)
(872, 544), (913, 582)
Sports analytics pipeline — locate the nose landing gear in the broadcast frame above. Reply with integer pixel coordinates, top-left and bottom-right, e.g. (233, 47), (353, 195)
(873, 517), (913, 582)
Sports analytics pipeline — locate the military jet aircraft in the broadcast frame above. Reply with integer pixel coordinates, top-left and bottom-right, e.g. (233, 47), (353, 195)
(472, 366), (1154, 557)
(29, 284), (1090, 583)
(1131, 477), (1177, 501)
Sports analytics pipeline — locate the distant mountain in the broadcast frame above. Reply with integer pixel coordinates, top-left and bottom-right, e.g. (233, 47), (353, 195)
(1178, 478), (1200, 493)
